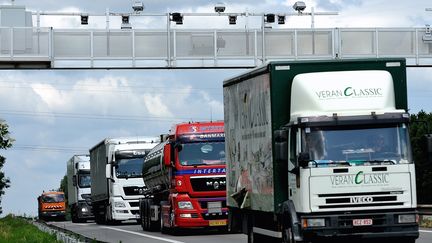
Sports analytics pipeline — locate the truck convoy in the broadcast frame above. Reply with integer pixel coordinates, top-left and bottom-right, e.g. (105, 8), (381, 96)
(37, 191), (66, 221)
(139, 121), (227, 233)
(67, 154), (93, 223)
(223, 59), (419, 242)
(90, 136), (159, 224)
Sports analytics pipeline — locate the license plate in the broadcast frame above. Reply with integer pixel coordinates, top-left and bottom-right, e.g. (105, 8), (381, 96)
(209, 220), (227, 226)
(353, 219), (373, 226)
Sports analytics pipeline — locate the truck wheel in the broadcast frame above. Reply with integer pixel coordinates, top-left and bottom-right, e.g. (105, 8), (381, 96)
(160, 210), (169, 234)
(71, 207), (78, 223)
(147, 199), (160, 231)
(281, 226), (296, 243)
(139, 200), (146, 230)
(247, 227), (267, 243)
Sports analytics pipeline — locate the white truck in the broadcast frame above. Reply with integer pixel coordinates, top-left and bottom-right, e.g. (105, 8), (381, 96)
(90, 136), (159, 224)
(67, 155), (93, 223)
(224, 59), (420, 242)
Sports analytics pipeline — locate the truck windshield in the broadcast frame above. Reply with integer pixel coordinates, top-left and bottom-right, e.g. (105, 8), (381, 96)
(301, 123), (412, 165)
(115, 157), (143, 178)
(78, 172), (91, 188)
(178, 142), (225, 166)
(42, 194), (65, 203)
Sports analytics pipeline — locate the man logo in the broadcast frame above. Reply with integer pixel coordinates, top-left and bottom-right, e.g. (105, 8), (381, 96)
(206, 180), (226, 190)
(350, 196), (373, 204)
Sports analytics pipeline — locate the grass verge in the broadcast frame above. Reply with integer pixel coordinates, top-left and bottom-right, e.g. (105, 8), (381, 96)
(0, 214), (61, 243)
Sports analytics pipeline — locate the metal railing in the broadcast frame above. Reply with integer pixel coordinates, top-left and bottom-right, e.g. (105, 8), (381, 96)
(0, 27), (431, 68)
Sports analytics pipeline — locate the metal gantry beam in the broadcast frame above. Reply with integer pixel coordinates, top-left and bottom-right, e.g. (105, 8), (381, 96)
(0, 26), (431, 69)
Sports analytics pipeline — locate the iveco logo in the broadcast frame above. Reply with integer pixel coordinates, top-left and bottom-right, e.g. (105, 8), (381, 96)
(350, 196), (373, 204)
(206, 180), (226, 189)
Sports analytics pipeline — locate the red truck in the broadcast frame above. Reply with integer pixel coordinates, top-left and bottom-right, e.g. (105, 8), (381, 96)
(139, 121), (227, 233)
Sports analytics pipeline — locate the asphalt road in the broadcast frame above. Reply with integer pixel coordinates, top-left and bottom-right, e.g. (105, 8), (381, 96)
(49, 221), (432, 243)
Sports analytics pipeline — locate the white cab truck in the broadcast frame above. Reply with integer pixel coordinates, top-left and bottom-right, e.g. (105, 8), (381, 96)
(223, 59), (420, 242)
(90, 136), (159, 224)
(67, 154), (93, 222)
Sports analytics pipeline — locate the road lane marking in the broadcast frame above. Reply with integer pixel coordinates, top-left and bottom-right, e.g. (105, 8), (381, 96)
(100, 227), (185, 243)
(420, 229), (432, 233)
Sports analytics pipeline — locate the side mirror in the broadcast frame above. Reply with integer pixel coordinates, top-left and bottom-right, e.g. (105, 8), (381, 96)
(298, 152), (310, 168)
(163, 143), (172, 167)
(175, 142), (183, 152)
(72, 175), (77, 186)
(274, 130), (288, 162)
(105, 164), (112, 179)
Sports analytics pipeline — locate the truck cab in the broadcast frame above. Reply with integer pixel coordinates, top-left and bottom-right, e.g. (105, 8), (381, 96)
(223, 59), (420, 243)
(140, 121), (227, 232)
(67, 155), (93, 223)
(90, 137), (159, 224)
(37, 191), (66, 221)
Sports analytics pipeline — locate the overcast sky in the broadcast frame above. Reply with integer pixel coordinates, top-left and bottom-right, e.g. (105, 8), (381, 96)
(1, 0), (432, 217)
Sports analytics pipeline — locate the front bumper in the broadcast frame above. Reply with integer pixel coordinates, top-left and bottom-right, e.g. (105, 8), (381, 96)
(300, 209), (419, 240)
(40, 210), (66, 218)
(174, 197), (228, 228)
(111, 199), (141, 221)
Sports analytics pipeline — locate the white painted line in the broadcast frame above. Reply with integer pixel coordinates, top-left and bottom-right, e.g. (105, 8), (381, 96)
(420, 229), (432, 233)
(100, 226), (185, 243)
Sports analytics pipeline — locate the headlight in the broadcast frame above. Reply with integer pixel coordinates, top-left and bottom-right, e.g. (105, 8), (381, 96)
(81, 207), (88, 212)
(114, 201), (126, 208)
(302, 218), (325, 228)
(398, 214), (417, 223)
(178, 201), (193, 209)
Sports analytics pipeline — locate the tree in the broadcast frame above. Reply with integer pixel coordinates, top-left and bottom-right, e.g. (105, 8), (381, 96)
(59, 174), (68, 202)
(0, 120), (13, 215)
(410, 110), (432, 204)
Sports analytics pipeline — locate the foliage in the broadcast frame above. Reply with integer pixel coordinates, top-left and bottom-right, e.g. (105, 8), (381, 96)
(410, 110), (432, 204)
(0, 214), (60, 243)
(59, 174), (68, 201)
(0, 121), (13, 215)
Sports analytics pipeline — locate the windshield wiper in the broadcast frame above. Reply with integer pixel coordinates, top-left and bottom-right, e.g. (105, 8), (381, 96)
(349, 160), (395, 165)
(310, 160), (351, 167)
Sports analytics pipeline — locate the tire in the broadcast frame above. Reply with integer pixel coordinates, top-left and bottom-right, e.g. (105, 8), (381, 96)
(281, 225), (296, 243)
(147, 199), (160, 231)
(160, 209), (169, 234)
(247, 227), (268, 243)
(71, 207), (78, 223)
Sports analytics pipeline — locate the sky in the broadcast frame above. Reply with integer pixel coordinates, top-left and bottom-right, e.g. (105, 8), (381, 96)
(0, 0), (432, 217)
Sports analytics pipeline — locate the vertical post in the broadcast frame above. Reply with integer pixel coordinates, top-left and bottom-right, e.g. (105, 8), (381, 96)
(214, 30), (217, 67)
(106, 8), (110, 30)
(415, 28), (419, 65)
(132, 30), (136, 67)
(254, 30), (258, 66)
(311, 7), (315, 29)
(90, 30), (94, 68)
(375, 28), (379, 58)
(10, 28), (13, 59)
(261, 14), (266, 63)
(167, 13), (171, 67)
(37, 11), (40, 29)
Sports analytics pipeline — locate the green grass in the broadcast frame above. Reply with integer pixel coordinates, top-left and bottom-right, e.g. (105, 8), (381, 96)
(0, 214), (61, 243)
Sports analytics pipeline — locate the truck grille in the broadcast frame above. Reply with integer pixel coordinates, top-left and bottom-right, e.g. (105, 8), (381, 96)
(199, 200), (227, 209)
(129, 201), (139, 207)
(123, 186), (145, 196)
(317, 191), (403, 209)
(190, 176), (226, 192)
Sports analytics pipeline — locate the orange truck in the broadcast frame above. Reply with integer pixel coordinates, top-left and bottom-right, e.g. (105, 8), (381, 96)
(37, 191), (66, 221)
